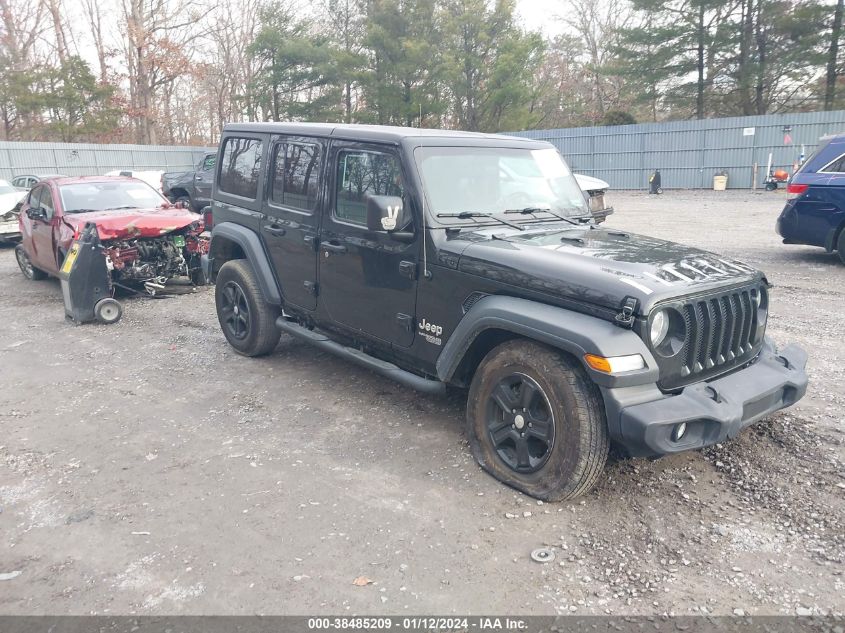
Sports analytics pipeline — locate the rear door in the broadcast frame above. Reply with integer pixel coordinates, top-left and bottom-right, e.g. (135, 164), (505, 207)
(316, 141), (419, 347)
(260, 136), (323, 310)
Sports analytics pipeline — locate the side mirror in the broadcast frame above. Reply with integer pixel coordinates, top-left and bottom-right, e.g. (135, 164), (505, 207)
(26, 207), (47, 222)
(366, 195), (408, 233)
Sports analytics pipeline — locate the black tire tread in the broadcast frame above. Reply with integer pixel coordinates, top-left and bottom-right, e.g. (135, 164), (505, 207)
(467, 339), (609, 501)
(215, 259), (280, 357)
(837, 227), (845, 266)
(15, 244), (48, 280)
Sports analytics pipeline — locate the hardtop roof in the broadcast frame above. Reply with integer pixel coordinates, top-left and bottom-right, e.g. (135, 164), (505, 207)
(222, 122), (551, 148)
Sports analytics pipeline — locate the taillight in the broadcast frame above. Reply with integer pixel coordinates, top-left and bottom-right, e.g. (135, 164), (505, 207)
(203, 207), (213, 229)
(786, 183), (808, 200)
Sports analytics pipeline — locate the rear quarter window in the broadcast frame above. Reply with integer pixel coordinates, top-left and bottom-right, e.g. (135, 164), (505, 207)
(218, 137), (263, 199)
(821, 152), (845, 173)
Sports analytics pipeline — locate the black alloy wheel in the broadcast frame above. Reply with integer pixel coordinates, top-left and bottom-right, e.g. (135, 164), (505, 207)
(485, 372), (555, 473)
(219, 280), (250, 340)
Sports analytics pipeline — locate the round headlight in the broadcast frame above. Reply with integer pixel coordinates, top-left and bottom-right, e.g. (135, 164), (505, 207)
(650, 309), (669, 346)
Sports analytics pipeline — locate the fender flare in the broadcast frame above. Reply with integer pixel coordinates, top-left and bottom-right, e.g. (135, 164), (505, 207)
(435, 295), (659, 388)
(210, 222), (282, 305)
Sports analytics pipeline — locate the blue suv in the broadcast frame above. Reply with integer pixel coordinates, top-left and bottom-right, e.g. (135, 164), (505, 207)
(777, 134), (845, 264)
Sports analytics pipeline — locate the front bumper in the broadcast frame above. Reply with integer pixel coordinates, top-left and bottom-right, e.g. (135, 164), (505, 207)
(0, 219), (20, 241)
(603, 338), (808, 457)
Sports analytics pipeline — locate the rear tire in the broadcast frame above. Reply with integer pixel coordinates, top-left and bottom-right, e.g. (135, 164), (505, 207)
(837, 228), (845, 266)
(215, 259), (280, 357)
(15, 244), (48, 280)
(466, 340), (609, 501)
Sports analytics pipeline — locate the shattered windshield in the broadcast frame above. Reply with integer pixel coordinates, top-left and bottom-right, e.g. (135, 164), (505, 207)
(414, 146), (589, 225)
(59, 181), (168, 213)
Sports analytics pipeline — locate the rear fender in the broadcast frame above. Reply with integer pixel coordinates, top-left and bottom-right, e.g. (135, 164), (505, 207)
(209, 222), (282, 305)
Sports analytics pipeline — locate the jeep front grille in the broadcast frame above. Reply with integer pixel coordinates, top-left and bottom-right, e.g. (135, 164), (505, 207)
(659, 285), (764, 390)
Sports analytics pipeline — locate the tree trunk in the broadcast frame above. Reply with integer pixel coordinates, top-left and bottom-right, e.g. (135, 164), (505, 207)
(753, 0), (766, 114)
(738, 0), (754, 115)
(46, 0), (68, 63)
(825, 0), (844, 110)
(696, 1), (705, 119)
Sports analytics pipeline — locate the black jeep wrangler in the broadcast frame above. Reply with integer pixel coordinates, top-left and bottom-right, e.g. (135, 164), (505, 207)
(207, 123), (808, 501)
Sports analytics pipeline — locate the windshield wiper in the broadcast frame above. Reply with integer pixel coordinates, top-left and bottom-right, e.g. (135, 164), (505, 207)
(504, 207), (592, 227)
(436, 211), (524, 231)
(106, 205), (140, 210)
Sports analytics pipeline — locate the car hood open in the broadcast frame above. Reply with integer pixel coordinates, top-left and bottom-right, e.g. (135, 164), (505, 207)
(61, 207), (202, 240)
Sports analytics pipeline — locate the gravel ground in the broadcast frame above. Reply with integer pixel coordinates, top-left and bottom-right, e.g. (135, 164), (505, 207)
(0, 190), (842, 616)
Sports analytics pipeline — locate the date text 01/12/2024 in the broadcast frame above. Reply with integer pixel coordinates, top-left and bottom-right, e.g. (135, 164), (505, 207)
(306, 617), (528, 630)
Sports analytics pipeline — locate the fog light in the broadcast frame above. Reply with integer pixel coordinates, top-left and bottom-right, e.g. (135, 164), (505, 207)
(672, 422), (688, 441)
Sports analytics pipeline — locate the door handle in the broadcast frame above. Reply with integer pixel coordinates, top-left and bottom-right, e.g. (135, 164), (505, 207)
(264, 225), (286, 237)
(321, 241), (347, 254)
(194, 175), (202, 180)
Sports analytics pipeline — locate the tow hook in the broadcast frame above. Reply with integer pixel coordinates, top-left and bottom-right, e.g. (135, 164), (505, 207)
(614, 296), (638, 328)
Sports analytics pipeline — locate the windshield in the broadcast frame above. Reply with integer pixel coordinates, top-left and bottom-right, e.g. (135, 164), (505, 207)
(59, 180), (167, 213)
(414, 147), (588, 223)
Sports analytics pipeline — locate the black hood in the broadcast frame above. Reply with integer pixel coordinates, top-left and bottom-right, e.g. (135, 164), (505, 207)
(451, 224), (762, 315)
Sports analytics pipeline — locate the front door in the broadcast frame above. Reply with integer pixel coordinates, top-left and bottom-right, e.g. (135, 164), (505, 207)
(194, 154), (216, 207)
(260, 136), (323, 311)
(26, 185), (59, 273)
(317, 141), (419, 347)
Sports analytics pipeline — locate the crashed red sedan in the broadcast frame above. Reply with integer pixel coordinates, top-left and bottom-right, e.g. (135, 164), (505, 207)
(15, 176), (208, 294)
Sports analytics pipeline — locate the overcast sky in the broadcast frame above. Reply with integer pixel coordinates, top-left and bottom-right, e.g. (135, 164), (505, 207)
(516, 0), (566, 37)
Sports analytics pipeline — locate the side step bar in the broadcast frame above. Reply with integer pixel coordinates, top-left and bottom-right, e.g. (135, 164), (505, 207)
(275, 317), (447, 395)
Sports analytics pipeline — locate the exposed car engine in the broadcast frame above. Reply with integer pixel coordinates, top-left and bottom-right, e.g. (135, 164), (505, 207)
(103, 231), (208, 295)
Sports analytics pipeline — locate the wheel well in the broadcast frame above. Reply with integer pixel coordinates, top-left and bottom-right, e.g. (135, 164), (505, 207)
(450, 329), (518, 387)
(210, 236), (245, 276)
(169, 188), (190, 200)
(450, 328), (586, 388)
(835, 219), (845, 251)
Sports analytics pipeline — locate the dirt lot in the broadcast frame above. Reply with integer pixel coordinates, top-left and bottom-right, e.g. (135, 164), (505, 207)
(0, 190), (842, 616)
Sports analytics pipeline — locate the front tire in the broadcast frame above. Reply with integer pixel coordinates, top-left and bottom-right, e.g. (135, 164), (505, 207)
(215, 259), (281, 357)
(15, 244), (48, 280)
(466, 340), (609, 501)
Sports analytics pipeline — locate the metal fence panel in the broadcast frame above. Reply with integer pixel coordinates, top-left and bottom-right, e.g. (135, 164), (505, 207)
(507, 110), (845, 189)
(0, 141), (215, 181)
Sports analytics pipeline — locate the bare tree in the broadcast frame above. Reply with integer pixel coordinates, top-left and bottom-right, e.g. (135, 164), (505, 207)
(121, 0), (211, 144)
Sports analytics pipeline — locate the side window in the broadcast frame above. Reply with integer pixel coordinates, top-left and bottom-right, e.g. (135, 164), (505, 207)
(27, 187), (41, 206)
(219, 137), (262, 199)
(271, 142), (322, 212)
(823, 154), (845, 173)
(30, 186), (55, 219)
(335, 150), (404, 226)
(201, 155), (216, 171)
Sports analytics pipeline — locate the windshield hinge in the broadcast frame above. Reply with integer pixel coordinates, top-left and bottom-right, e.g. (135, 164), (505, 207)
(614, 296), (638, 328)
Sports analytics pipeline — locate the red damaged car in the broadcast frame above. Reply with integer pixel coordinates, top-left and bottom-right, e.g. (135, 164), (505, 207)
(15, 176), (208, 293)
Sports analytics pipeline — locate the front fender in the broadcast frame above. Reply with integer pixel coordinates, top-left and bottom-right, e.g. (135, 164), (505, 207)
(435, 295), (659, 388)
(210, 222), (282, 305)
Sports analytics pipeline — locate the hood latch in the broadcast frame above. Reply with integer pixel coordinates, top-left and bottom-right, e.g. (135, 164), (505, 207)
(614, 296), (638, 328)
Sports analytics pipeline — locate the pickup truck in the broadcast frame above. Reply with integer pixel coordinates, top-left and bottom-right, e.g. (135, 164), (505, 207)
(162, 152), (216, 212)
